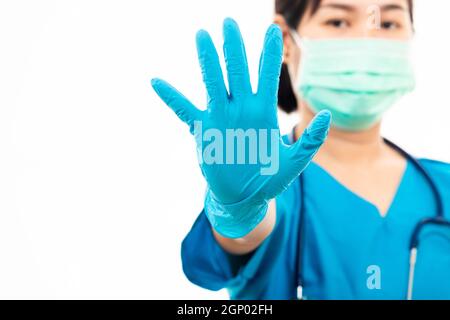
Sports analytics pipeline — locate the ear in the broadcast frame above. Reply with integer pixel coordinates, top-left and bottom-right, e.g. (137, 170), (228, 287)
(274, 14), (295, 64)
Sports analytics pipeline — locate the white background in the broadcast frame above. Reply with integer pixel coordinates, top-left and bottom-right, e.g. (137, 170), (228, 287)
(0, 0), (449, 299)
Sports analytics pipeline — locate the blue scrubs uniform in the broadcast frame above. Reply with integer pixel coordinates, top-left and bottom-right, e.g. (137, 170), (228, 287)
(181, 137), (450, 300)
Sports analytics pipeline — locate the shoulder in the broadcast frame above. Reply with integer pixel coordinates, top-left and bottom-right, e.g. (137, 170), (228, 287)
(417, 158), (450, 220)
(417, 158), (450, 216)
(418, 158), (450, 181)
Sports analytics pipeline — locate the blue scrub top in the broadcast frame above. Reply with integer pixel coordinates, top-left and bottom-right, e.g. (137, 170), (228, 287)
(181, 136), (450, 300)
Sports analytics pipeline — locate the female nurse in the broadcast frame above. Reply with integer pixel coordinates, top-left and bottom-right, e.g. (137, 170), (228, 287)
(151, 0), (450, 299)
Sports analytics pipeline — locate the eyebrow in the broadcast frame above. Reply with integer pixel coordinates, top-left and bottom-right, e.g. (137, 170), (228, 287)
(319, 3), (355, 12)
(318, 3), (407, 13)
(380, 4), (407, 12)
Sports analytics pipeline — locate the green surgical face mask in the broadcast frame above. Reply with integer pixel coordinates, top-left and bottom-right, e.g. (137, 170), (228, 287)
(292, 34), (416, 131)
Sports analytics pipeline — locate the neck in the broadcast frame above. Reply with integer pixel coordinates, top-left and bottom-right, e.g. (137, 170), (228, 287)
(295, 103), (385, 165)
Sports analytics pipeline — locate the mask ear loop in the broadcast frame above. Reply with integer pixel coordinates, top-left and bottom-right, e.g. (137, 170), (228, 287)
(276, 31), (303, 114)
(290, 29), (303, 49)
(288, 29), (306, 101)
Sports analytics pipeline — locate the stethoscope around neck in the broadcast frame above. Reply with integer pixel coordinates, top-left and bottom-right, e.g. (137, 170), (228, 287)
(289, 129), (450, 300)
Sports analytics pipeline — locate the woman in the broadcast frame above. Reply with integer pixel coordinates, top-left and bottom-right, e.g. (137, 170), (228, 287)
(151, 0), (450, 299)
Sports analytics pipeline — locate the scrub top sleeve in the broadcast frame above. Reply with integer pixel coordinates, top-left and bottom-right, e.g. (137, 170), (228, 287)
(181, 211), (237, 291)
(181, 182), (301, 298)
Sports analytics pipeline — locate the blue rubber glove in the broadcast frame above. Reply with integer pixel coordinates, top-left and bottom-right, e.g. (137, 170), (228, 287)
(151, 18), (331, 238)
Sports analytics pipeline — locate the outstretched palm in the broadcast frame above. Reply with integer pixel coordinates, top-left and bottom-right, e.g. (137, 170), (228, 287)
(152, 18), (330, 206)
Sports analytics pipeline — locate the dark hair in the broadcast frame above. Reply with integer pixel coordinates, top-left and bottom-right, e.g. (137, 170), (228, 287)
(275, 0), (414, 113)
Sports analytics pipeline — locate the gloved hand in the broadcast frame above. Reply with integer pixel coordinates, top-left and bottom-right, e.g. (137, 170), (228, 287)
(151, 18), (331, 238)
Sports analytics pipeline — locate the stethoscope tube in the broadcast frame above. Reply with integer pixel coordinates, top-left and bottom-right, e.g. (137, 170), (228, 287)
(406, 217), (450, 300)
(383, 138), (445, 219)
(384, 139), (450, 300)
(292, 131), (450, 300)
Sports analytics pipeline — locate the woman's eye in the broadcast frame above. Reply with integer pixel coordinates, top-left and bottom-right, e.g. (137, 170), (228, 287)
(381, 21), (400, 30)
(325, 19), (349, 29)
